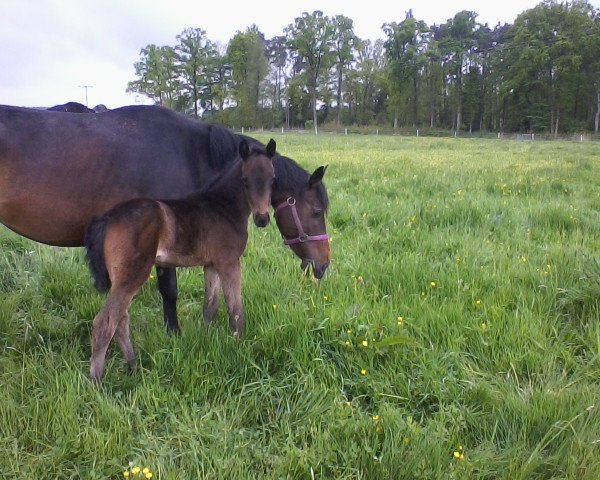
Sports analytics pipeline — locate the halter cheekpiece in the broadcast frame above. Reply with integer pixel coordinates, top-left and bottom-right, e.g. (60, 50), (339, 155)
(274, 197), (329, 245)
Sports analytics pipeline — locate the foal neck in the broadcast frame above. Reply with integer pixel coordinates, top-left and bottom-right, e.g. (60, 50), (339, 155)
(201, 159), (249, 218)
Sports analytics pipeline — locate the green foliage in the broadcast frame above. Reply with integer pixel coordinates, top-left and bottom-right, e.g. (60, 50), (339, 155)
(128, 3), (600, 133)
(227, 26), (269, 128)
(1, 134), (599, 478)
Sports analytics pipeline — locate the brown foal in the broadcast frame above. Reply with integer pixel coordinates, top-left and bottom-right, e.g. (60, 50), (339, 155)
(84, 139), (276, 381)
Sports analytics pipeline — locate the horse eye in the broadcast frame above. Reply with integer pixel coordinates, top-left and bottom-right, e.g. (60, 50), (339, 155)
(313, 209), (323, 218)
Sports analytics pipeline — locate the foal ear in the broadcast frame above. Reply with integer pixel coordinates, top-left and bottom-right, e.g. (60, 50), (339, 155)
(308, 165), (328, 189)
(239, 139), (250, 161)
(266, 138), (277, 158)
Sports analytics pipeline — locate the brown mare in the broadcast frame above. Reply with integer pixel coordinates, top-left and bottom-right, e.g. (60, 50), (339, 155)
(0, 104), (330, 335)
(84, 139), (276, 381)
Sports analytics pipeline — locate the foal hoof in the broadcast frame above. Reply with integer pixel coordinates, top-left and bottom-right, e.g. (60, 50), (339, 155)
(125, 361), (137, 375)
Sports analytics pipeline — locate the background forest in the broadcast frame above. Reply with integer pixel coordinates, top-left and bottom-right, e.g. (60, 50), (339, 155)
(127, 0), (600, 135)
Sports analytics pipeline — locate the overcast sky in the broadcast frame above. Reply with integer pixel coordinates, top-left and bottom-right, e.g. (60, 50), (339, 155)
(1, 0), (587, 109)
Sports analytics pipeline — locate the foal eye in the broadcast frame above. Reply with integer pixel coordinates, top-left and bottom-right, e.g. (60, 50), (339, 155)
(313, 209), (323, 218)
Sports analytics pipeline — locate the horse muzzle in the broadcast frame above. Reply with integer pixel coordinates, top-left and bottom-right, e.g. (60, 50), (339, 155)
(253, 212), (270, 228)
(301, 259), (329, 279)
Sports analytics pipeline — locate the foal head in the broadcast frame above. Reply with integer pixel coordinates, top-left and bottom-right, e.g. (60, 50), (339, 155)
(239, 138), (276, 227)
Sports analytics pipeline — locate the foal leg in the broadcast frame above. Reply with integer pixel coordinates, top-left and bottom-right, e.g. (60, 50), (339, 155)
(217, 261), (244, 338)
(156, 266), (180, 334)
(90, 291), (130, 382)
(203, 266), (221, 326)
(114, 309), (136, 373)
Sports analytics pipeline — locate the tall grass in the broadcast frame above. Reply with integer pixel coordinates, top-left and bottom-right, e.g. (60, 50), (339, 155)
(0, 135), (599, 479)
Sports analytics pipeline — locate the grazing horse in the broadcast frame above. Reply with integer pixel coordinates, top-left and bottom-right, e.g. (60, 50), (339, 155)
(0, 104), (330, 333)
(84, 139), (276, 381)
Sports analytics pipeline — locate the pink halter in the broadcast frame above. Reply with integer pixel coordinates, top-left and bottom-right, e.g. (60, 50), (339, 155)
(274, 197), (329, 245)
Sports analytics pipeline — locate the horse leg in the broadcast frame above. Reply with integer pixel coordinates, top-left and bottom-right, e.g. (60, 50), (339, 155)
(156, 266), (180, 334)
(217, 260), (244, 338)
(90, 291), (130, 382)
(203, 266), (221, 326)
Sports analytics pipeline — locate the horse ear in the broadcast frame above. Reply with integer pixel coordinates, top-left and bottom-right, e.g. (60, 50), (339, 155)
(308, 165), (327, 188)
(266, 138), (276, 158)
(239, 139), (249, 161)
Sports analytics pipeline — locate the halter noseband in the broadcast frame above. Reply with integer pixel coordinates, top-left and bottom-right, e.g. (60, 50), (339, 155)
(274, 197), (329, 245)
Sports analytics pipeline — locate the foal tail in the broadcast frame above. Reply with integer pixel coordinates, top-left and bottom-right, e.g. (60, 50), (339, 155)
(84, 216), (111, 293)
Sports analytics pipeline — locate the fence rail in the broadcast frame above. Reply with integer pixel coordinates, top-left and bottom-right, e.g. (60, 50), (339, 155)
(235, 126), (600, 142)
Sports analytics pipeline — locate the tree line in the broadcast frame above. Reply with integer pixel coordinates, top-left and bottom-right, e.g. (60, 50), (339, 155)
(127, 0), (600, 134)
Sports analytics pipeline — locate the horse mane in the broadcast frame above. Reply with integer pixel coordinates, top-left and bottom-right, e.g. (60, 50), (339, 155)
(273, 154), (329, 211)
(200, 142), (270, 196)
(208, 123), (239, 171)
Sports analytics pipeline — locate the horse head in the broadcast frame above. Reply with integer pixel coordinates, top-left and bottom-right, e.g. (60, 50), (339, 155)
(273, 164), (330, 279)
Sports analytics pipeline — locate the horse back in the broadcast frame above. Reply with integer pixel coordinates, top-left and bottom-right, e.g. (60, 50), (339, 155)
(0, 105), (239, 246)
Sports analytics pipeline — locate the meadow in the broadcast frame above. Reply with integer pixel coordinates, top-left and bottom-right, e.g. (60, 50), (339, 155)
(0, 134), (599, 479)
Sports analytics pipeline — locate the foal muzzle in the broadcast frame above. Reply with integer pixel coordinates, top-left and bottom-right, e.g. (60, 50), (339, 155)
(253, 212), (270, 228)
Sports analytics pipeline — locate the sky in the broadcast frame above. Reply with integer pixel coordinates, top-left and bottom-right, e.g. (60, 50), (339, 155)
(1, 0), (592, 109)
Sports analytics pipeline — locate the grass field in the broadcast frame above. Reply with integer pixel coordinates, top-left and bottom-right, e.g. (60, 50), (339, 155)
(0, 134), (599, 479)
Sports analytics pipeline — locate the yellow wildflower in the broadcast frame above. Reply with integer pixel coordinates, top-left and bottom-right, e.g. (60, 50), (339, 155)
(430, 281), (437, 288)
(372, 415), (380, 422)
(132, 467), (141, 475)
(360, 368), (368, 376)
(123, 472), (130, 478)
(145, 474), (153, 479)
(453, 446), (465, 460)
(143, 468), (150, 475)
(361, 339), (368, 347)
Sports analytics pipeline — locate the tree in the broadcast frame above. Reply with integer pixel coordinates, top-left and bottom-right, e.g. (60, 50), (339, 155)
(502, 1), (597, 133)
(331, 15), (358, 124)
(285, 11), (335, 133)
(227, 26), (269, 128)
(265, 36), (288, 116)
(346, 38), (387, 125)
(175, 28), (218, 118)
(383, 10), (429, 128)
(127, 44), (181, 107)
(436, 11), (479, 131)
